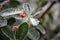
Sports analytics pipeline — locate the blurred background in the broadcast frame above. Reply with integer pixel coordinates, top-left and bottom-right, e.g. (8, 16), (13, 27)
(0, 0), (60, 40)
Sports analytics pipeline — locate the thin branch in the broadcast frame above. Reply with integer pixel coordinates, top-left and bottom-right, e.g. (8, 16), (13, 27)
(36, 1), (56, 20)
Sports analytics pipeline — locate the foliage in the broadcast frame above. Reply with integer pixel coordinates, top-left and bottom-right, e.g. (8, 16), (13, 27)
(0, 0), (60, 40)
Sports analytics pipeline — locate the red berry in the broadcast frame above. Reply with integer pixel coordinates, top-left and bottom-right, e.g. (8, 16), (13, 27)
(13, 25), (19, 31)
(19, 12), (26, 18)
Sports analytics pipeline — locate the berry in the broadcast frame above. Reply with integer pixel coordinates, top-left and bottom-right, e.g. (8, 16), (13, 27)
(12, 25), (19, 31)
(19, 12), (26, 18)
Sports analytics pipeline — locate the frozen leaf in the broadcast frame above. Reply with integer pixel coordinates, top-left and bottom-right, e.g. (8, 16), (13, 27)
(29, 3), (36, 14)
(0, 31), (9, 40)
(22, 3), (30, 15)
(30, 18), (40, 26)
(23, 3), (36, 15)
(33, 11), (41, 17)
(1, 8), (23, 17)
(16, 22), (28, 40)
(36, 25), (46, 34)
(1, 26), (15, 40)
(0, 16), (7, 27)
(14, 15), (28, 22)
(14, 16), (22, 20)
(27, 27), (40, 40)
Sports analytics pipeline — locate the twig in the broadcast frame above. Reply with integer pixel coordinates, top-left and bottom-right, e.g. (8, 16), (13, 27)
(36, 1), (56, 20)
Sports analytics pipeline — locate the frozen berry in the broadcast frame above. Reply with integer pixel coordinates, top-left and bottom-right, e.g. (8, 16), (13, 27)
(19, 12), (26, 18)
(13, 25), (19, 31)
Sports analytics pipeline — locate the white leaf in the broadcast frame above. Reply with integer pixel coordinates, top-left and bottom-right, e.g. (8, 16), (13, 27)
(14, 16), (28, 22)
(0, 8), (23, 17)
(29, 3), (36, 14)
(22, 3), (30, 15)
(36, 25), (46, 34)
(0, 16), (7, 27)
(33, 11), (41, 17)
(30, 18), (40, 26)
(14, 16), (23, 20)
(27, 28), (40, 40)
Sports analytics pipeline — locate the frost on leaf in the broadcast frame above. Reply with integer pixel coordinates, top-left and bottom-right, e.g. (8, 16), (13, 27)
(27, 27), (40, 40)
(0, 16), (7, 27)
(30, 18), (40, 26)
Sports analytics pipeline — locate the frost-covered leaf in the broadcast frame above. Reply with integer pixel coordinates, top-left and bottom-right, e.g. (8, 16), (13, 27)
(0, 16), (7, 27)
(16, 22), (28, 40)
(14, 16), (28, 22)
(14, 16), (22, 20)
(22, 3), (30, 15)
(0, 8), (23, 17)
(27, 27), (40, 40)
(29, 3), (36, 14)
(36, 25), (46, 34)
(0, 31), (9, 40)
(30, 18), (40, 26)
(23, 3), (36, 15)
(1, 26), (15, 40)
(33, 11), (41, 17)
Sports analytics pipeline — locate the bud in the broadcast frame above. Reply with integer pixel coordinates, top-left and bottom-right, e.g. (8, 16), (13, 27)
(19, 12), (26, 18)
(12, 25), (19, 31)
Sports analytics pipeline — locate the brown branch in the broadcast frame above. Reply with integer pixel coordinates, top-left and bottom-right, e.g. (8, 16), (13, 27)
(36, 1), (56, 20)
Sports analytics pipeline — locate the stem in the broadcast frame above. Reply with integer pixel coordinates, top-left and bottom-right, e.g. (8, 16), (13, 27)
(13, 31), (16, 40)
(36, 1), (56, 20)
